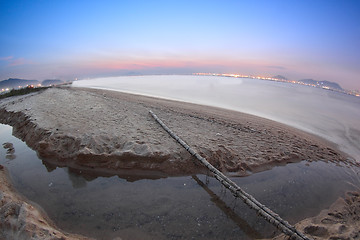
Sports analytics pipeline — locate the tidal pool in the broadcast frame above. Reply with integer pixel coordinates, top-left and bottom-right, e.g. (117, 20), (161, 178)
(0, 123), (358, 240)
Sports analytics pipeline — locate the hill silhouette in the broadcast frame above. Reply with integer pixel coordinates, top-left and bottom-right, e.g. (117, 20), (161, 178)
(0, 78), (40, 90)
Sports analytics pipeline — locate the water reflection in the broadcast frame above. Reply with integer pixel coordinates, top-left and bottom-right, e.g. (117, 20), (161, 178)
(67, 168), (88, 189)
(2, 142), (16, 160)
(192, 175), (263, 239)
(41, 158), (168, 182)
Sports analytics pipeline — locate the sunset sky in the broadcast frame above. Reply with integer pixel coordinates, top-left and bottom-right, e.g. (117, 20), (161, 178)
(1, 0), (359, 90)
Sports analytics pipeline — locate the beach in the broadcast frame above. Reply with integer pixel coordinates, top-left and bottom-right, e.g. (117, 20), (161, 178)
(0, 86), (359, 239)
(0, 87), (352, 175)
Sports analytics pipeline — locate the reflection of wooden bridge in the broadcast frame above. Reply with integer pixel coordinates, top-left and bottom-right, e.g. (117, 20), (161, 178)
(150, 110), (312, 240)
(192, 175), (262, 239)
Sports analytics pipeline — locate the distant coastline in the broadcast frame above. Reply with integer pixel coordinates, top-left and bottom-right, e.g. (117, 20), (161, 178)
(2, 74), (360, 98)
(194, 72), (360, 98)
(0, 78), (66, 93)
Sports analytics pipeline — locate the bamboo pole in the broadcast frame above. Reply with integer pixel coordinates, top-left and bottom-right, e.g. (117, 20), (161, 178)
(149, 110), (312, 240)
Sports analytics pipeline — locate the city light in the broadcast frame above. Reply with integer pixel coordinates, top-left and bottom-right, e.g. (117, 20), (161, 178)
(193, 73), (360, 98)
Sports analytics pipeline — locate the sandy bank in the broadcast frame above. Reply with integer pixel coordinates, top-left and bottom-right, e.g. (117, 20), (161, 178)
(272, 191), (360, 240)
(0, 87), (354, 178)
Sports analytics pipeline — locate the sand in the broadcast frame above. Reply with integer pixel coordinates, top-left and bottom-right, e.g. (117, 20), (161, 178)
(272, 191), (360, 240)
(0, 86), (359, 239)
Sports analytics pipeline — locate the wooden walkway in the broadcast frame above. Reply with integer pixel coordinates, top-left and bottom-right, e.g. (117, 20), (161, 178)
(149, 110), (312, 240)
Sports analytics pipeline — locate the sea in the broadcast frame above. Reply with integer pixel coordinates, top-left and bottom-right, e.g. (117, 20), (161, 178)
(73, 75), (360, 162)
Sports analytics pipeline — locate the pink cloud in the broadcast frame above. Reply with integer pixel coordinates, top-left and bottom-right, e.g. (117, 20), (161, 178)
(0, 56), (13, 61)
(0, 56), (32, 66)
(9, 58), (27, 66)
(86, 58), (194, 71)
(86, 55), (259, 71)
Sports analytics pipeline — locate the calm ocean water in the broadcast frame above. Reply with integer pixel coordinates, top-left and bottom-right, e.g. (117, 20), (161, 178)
(73, 75), (360, 161)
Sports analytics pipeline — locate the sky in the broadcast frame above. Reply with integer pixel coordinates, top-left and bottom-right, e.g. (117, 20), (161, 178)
(0, 0), (360, 90)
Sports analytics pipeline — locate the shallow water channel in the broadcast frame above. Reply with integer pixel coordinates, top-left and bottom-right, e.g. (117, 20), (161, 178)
(0, 123), (359, 240)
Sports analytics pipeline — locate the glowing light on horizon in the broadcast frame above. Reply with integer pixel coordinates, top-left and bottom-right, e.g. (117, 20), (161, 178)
(193, 72), (360, 98)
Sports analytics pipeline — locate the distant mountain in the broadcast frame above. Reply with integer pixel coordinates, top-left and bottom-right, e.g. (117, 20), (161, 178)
(272, 75), (287, 80)
(298, 79), (343, 90)
(0, 78), (40, 90)
(42, 79), (64, 86)
(319, 80), (343, 90)
(298, 79), (317, 85)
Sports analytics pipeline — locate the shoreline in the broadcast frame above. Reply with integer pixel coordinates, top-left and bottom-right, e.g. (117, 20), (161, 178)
(0, 86), (355, 177)
(0, 86), (359, 239)
(73, 76), (360, 163)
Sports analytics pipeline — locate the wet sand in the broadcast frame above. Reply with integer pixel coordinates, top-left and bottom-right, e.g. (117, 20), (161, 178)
(0, 86), (359, 239)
